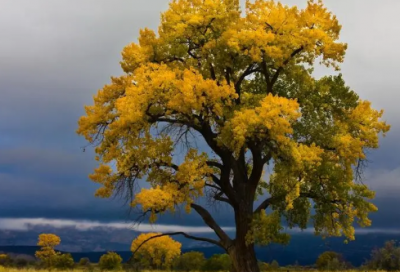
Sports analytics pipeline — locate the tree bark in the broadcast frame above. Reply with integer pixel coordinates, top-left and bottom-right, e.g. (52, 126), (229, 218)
(228, 241), (260, 272)
(228, 195), (260, 272)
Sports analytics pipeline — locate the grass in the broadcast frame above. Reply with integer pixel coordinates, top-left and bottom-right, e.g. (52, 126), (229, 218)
(0, 269), (391, 272)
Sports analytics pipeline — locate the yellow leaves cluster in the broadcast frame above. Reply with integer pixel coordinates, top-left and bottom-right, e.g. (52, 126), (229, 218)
(35, 234), (61, 264)
(131, 233), (181, 268)
(117, 64), (237, 124)
(228, 0), (346, 67)
(333, 100), (390, 175)
(119, 0), (346, 81)
(221, 93), (300, 155)
(132, 150), (212, 222)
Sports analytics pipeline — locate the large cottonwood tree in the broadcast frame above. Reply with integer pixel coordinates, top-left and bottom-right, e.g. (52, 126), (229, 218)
(77, 1), (390, 271)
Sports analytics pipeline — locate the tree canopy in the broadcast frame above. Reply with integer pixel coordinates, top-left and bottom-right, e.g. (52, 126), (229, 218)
(35, 234), (61, 267)
(77, 0), (390, 271)
(131, 233), (181, 269)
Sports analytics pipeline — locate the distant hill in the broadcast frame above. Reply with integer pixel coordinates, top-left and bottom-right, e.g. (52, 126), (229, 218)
(0, 233), (397, 266)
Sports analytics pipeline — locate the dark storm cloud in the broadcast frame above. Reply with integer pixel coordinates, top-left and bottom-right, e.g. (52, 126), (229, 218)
(0, 0), (399, 234)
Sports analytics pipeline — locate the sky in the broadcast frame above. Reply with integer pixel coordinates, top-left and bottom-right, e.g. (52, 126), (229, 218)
(0, 0), (400, 250)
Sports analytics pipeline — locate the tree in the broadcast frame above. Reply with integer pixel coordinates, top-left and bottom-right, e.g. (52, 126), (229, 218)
(270, 260), (279, 270)
(173, 251), (206, 271)
(54, 253), (75, 270)
(78, 257), (91, 267)
(35, 233), (61, 268)
(98, 252), (123, 271)
(258, 260), (279, 271)
(316, 251), (344, 271)
(77, 0), (390, 271)
(203, 253), (232, 271)
(365, 240), (400, 271)
(131, 232), (181, 269)
(0, 254), (12, 267)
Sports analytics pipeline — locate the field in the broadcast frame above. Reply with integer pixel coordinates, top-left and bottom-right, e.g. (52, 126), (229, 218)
(0, 269), (390, 272)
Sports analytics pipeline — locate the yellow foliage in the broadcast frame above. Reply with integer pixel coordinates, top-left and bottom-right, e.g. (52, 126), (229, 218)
(77, 0), (390, 246)
(35, 233), (61, 266)
(131, 233), (181, 268)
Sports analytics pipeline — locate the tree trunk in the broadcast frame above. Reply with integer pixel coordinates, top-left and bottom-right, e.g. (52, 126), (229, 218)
(228, 194), (260, 272)
(228, 242), (260, 272)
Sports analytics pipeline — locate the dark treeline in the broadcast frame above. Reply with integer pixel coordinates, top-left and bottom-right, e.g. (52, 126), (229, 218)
(1, 240), (400, 271)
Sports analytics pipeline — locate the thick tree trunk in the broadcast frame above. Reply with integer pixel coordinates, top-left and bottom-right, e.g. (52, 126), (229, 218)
(228, 194), (260, 272)
(228, 242), (260, 272)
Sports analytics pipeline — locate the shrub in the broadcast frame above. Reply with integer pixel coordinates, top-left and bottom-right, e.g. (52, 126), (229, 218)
(259, 260), (280, 271)
(173, 251), (206, 271)
(316, 251), (345, 271)
(0, 254), (12, 267)
(365, 240), (400, 271)
(99, 251), (123, 270)
(203, 253), (231, 271)
(270, 260), (280, 270)
(54, 253), (75, 269)
(79, 257), (91, 266)
(14, 257), (29, 268)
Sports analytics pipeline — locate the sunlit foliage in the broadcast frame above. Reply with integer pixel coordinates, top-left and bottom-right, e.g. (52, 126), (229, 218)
(78, 0), (389, 271)
(35, 234), (61, 268)
(131, 233), (181, 269)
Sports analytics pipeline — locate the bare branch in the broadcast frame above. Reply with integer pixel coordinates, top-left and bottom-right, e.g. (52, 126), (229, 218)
(190, 203), (232, 246)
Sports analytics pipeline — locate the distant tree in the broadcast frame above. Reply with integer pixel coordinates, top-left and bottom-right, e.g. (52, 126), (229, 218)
(35, 233), (61, 268)
(131, 232), (181, 269)
(316, 251), (345, 271)
(14, 257), (29, 268)
(365, 240), (400, 271)
(258, 261), (269, 271)
(98, 252), (123, 271)
(258, 260), (280, 271)
(53, 253), (75, 270)
(78, 257), (91, 267)
(270, 260), (280, 270)
(0, 254), (12, 267)
(203, 253), (232, 271)
(173, 251), (206, 271)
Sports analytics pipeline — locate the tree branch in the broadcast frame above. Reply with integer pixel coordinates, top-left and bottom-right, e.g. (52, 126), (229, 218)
(234, 64), (258, 104)
(254, 191), (342, 214)
(190, 203), (232, 247)
(268, 46), (304, 92)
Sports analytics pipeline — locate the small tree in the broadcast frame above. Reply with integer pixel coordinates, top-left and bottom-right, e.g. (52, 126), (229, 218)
(35, 233), (61, 268)
(99, 252), (123, 271)
(131, 232), (181, 269)
(54, 253), (75, 270)
(14, 257), (28, 268)
(316, 251), (344, 271)
(365, 240), (400, 271)
(79, 257), (91, 267)
(203, 253), (232, 271)
(270, 260), (279, 270)
(0, 254), (12, 267)
(173, 251), (206, 271)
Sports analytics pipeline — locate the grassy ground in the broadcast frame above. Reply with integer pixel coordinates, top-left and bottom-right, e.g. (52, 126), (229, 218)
(0, 270), (388, 272)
